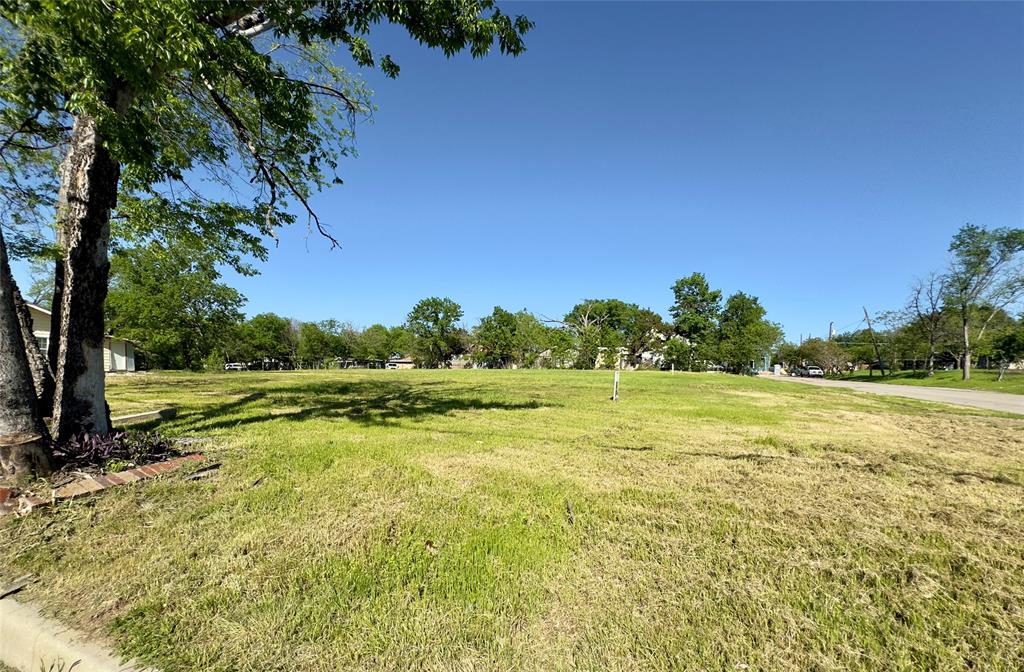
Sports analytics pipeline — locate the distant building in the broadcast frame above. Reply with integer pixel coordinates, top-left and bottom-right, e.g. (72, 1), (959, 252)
(449, 354), (474, 369)
(331, 358), (386, 369)
(386, 354), (415, 370)
(27, 304), (135, 372)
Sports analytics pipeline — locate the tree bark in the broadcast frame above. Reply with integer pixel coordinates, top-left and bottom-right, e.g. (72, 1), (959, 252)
(48, 234), (64, 378)
(0, 225), (51, 477)
(962, 318), (971, 381)
(51, 115), (120, 442)
(13, 284), (54, 418)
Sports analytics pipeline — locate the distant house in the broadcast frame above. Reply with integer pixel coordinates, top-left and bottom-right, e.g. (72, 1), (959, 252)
(386, 354), (415, 370)
(449, 354), (474, 369)
(332, 357), (386, 369)
(27, 304), (135, 373)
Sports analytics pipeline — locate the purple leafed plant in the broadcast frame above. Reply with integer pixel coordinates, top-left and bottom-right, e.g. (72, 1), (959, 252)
(52, 431), (178, 470)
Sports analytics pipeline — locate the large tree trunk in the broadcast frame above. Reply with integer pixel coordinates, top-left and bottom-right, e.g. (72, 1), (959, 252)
(0, 225), (51, 478)
(13, 284), (54, 418)
(962, 318), (971, 381)
(47, 234), (64, 377)
(51, 115), (120, 443)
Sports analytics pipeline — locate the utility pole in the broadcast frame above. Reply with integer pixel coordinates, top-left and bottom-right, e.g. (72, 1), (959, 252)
(828, 321), (834, 341)
(863, 306), (885, 377)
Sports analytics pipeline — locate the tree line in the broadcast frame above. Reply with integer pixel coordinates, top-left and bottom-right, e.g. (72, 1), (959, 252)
(95, 248), (785, 373)
(772, 224), (1024, 381)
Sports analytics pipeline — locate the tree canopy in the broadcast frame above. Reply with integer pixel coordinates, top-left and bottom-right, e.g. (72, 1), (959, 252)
(0, 0), (533, 238)
(717, 292), (783, 373)
(669, 273), (722, 371)
(106, 236), (245, 370)
(472, 306), (550, 368)
(944, 224), (1024, 379)
(407, 296), (465, 368)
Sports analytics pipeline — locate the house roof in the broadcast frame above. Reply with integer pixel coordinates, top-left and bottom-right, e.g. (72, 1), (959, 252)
(27, 303), (136, 345)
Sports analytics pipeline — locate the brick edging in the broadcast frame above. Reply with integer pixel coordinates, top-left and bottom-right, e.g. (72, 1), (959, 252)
(0, 454), (204, 517)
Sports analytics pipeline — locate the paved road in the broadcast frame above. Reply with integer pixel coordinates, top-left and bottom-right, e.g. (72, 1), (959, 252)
(768, 375), (1024, 415)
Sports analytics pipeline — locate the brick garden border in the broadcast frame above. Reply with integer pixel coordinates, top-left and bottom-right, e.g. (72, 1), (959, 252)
(0, 454), (204, 517)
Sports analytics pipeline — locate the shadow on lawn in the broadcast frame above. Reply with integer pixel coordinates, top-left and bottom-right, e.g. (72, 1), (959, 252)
(168, 380), (549, 433)
(677, 450), (785, 464)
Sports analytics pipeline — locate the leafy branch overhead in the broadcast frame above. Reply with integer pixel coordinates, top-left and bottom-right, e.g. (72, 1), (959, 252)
(0, 0), (534, 250)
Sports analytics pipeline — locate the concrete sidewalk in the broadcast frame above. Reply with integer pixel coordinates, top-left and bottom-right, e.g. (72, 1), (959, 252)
(0, 597), (149, 671)
(768, 375), (1024, 415)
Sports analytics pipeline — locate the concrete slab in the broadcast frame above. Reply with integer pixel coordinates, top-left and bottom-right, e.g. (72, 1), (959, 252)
(0, 597), (151, 672)
(110, 408), (177, 426)
(768, 375), (1024, 415)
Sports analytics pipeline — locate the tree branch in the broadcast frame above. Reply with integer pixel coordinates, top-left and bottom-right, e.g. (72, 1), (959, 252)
(202, 81), (280, 240)
(271, 76), (363, 115)
(201, 78), (340, 248)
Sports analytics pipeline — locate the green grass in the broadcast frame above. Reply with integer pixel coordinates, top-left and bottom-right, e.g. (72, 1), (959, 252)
(834, 368), (1024, 394)
(3, 370), (1023, 671)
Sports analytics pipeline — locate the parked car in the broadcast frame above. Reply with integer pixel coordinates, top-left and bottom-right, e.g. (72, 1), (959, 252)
(224, 362), (246, 371)
(806, 366), (824, 377)
(789, 367), (807, 377)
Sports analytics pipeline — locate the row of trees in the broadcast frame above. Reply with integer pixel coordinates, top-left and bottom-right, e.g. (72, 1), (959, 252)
(84, 225), (1024, 381)
(454, 279), (783, 372)
(666, 274), (784, 373)
(93, 223), (1024, 380)
(95, 257), (785, 374)
(874, 225), (1024, 380)
(773, 225), (1024, 380)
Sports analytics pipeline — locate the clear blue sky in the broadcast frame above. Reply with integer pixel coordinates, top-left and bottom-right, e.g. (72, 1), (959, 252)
(26, 1), (1024, 341)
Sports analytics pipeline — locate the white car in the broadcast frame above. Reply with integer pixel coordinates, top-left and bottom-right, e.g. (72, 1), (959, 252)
(805, 366), (824, 377)
(224, 362), (246, 371)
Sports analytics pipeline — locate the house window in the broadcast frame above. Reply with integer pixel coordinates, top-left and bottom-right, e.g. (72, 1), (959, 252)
(36, 336), (48, 353)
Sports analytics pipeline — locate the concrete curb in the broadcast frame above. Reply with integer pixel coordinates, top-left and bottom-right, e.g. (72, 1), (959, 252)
(767, 375), (1024, 415)
(0, 597), (152, 671)
(111, 408), (177, 426)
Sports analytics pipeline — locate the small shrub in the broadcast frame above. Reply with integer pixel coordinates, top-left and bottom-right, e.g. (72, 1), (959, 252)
(52, 430), (178, 471)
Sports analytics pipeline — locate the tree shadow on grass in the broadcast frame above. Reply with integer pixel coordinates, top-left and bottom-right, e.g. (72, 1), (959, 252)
(677, 450), (785, 464)
(168, 380), (551, 433)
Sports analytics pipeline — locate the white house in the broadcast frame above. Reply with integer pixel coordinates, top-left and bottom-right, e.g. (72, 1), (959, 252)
(27, 304), (135, 372)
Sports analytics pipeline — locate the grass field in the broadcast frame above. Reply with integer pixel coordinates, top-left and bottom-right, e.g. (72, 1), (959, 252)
(2, 370), (1023, 671)
(834, 368), (1024, 395)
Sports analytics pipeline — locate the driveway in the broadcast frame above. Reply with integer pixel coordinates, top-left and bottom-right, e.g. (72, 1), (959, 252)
(769, 375), (1024, 415)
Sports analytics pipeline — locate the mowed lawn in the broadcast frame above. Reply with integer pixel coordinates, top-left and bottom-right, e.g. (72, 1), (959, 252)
(834, 369), (1024, 395)
(3, 370), (1023, 672)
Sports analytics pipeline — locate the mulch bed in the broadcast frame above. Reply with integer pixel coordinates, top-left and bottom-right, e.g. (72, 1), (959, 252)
(0, 433), (211, 517)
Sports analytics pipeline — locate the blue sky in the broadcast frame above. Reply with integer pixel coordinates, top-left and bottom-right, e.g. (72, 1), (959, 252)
(23, 1), (1024, 340)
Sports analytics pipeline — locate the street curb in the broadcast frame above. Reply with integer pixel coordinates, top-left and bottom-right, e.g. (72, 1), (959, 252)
(111, 408), (177, 426)
(0, 597), (152, 671)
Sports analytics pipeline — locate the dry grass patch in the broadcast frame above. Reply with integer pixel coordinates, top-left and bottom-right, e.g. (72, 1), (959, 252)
(2, 370), (1022, 671)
